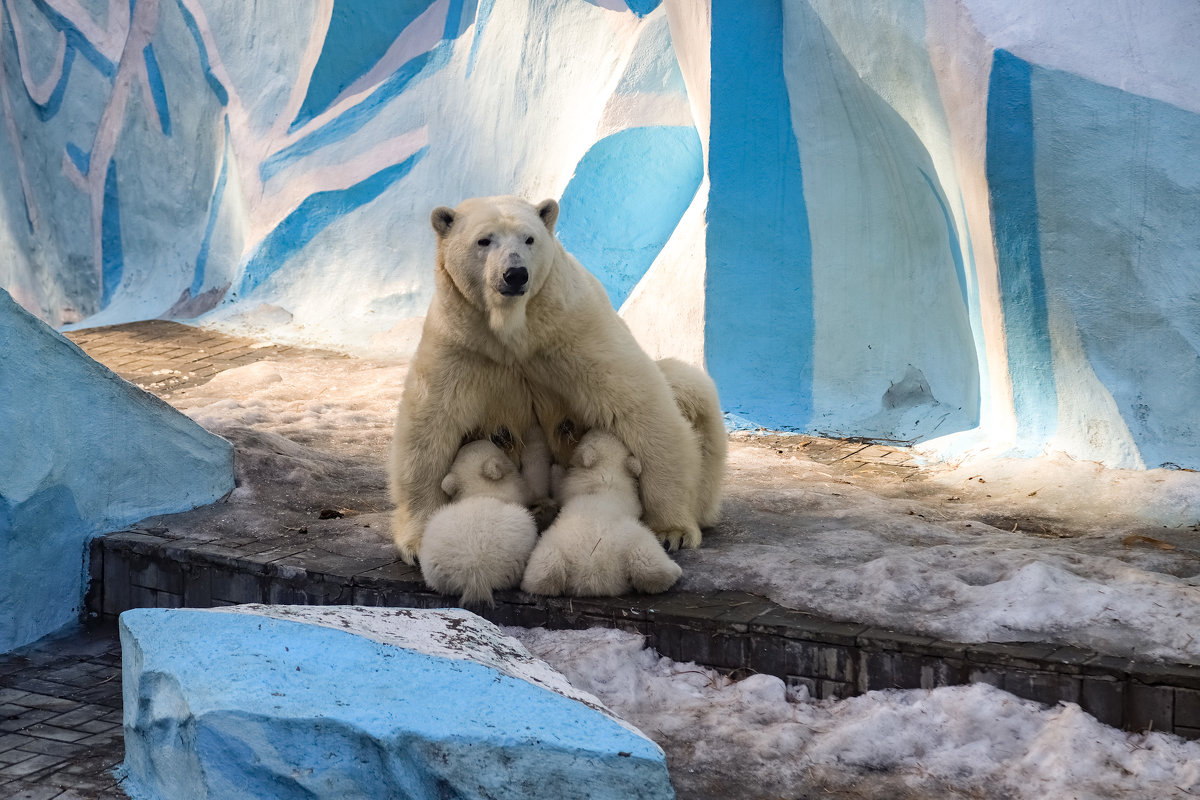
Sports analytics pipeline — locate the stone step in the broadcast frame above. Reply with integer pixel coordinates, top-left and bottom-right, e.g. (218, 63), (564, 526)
(88, 529), (1200, 740)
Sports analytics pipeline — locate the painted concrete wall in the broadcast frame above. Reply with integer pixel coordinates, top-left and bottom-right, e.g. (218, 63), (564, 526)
(0, 289), (234, 653)
(2, 0), (1198, 468)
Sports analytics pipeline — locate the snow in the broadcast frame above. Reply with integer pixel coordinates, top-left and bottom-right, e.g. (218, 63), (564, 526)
(167, 352), (1200, 666)
(679, 440), (1200, 663)
(507, 625), (1200, 800)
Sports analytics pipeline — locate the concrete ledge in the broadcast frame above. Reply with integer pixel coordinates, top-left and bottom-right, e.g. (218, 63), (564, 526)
(92, 529), (1200, 740)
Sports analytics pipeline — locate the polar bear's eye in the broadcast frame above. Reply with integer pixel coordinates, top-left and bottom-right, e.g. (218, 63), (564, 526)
(525, 236), (534, 245)
(477, 237), (491, 247)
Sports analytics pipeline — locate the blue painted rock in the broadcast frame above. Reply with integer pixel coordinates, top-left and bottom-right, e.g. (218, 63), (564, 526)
(0, 289), (233, 654)
(120, 605), (673, 800)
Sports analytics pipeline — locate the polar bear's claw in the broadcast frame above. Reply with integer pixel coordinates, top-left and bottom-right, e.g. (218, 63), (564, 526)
(396, 542), (419, 566)
(657, 524), (702, 551)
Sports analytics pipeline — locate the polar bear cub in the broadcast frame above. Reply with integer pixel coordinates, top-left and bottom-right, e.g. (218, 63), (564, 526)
(420, 440), (538, 605)
(522, 430), (682, 597)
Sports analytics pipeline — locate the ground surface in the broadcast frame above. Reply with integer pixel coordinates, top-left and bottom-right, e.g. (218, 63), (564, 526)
(0, 622), (124, 799)
(76, 320), (1200, 663)
(16, 318), (1199, 798)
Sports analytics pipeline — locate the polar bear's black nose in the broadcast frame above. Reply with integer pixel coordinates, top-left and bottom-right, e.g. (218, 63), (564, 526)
(502, 266), (528, 293)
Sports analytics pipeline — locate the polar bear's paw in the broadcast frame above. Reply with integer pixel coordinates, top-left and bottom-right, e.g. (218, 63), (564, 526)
(392, 513), (424, 565)
(656, 523), (702, 551)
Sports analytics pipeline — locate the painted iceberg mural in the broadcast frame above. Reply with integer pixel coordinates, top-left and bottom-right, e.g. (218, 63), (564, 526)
(0, 0), (1196, 470)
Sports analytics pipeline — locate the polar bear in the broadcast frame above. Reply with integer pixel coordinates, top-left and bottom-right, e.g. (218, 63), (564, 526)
(419, 439), (538, 606)
(522, 430), (681, 597)
(389, 195), (725, 563)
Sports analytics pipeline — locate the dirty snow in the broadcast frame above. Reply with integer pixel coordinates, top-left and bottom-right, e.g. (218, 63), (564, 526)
(168, 353), (1200, 664)
(508, 625), (1200, 800)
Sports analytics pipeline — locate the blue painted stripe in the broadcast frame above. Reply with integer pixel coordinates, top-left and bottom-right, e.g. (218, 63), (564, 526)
(65, 142), (90, 174)
(238, 148), (427, 296)
(442, 0), (468, 39)
(3, 0), (80, 121)
(260, 45), (446, 184)
(290, 0), (437, 132)
(29, 0), (116, 78)
(986, 49), (1056, 444)
(29, 44), (75, 121)
(100, 159), (124, 308)
(624, 0), (662, 17)
(142, 43), (171, 136)
(919, 168), (968, 309)
(466, 0), (494, 76)
(705, 0), (814, 431)
(174, 0), (229, 105)
(191, 115), (231, 297)
(557, 125), (703, 308)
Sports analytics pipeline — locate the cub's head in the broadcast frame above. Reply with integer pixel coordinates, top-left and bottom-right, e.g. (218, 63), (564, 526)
(560, 429), (642, 508)
(430, 196), (559, 319)
(441, 439), (529, 506)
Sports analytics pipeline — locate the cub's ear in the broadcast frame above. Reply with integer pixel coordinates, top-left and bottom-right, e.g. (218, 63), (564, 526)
(431, 206), (456, 238)
(441, 472), (460, 497)
(577, 443), (598, 469)
(483, 457), (505, 481)
(626, 455), (643, 477)
(536, 199), (559, 234)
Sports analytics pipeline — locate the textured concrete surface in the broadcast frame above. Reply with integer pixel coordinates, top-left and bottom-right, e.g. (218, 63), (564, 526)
(120, 606), (672, 800)
(1, 292), (234, 654)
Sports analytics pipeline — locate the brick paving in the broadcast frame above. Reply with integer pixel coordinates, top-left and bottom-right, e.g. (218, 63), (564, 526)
(0, 621), (125, 799)
(63, 319), (344, 399)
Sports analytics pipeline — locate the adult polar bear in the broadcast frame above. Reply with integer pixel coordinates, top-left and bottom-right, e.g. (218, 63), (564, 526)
(389, 195), (725, 564)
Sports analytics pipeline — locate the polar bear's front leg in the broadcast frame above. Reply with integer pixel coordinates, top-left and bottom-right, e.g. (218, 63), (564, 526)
(389, 405), (464, 564)
(611, 403), (703, 551)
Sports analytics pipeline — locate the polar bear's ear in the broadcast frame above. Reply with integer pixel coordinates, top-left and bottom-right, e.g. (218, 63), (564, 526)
(441, 472), (459, 497)
(431, 207), (456, 238)
(483, 457), (506, 482)
(536, 199), (559, 234)
(626, 455), (643, 477)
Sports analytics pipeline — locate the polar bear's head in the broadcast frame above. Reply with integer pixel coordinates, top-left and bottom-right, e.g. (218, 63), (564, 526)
(430, 196), (559, 326)
(559, 429), (642, 512)
(441, 439), (529, 506)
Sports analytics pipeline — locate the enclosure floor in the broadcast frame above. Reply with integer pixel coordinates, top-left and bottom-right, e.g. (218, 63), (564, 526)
(8, 320), (1190, 794)
(0, 621), (124, 799)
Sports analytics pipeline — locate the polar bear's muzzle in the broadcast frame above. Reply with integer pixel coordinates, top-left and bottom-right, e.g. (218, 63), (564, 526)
(499, 266), (529, 296)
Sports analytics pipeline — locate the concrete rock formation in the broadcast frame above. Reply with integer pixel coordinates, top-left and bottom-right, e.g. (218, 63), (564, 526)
(0, 288), (233, 653)
(119, 605), (674, 800)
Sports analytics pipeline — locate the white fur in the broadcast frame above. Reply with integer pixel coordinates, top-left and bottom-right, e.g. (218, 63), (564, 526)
(389, 196), (727, 563)
(522, 430), (682, 597)
(419, 440), (537, 605)
(657, 357), (728, 528)
(519, 423), (553, 505)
